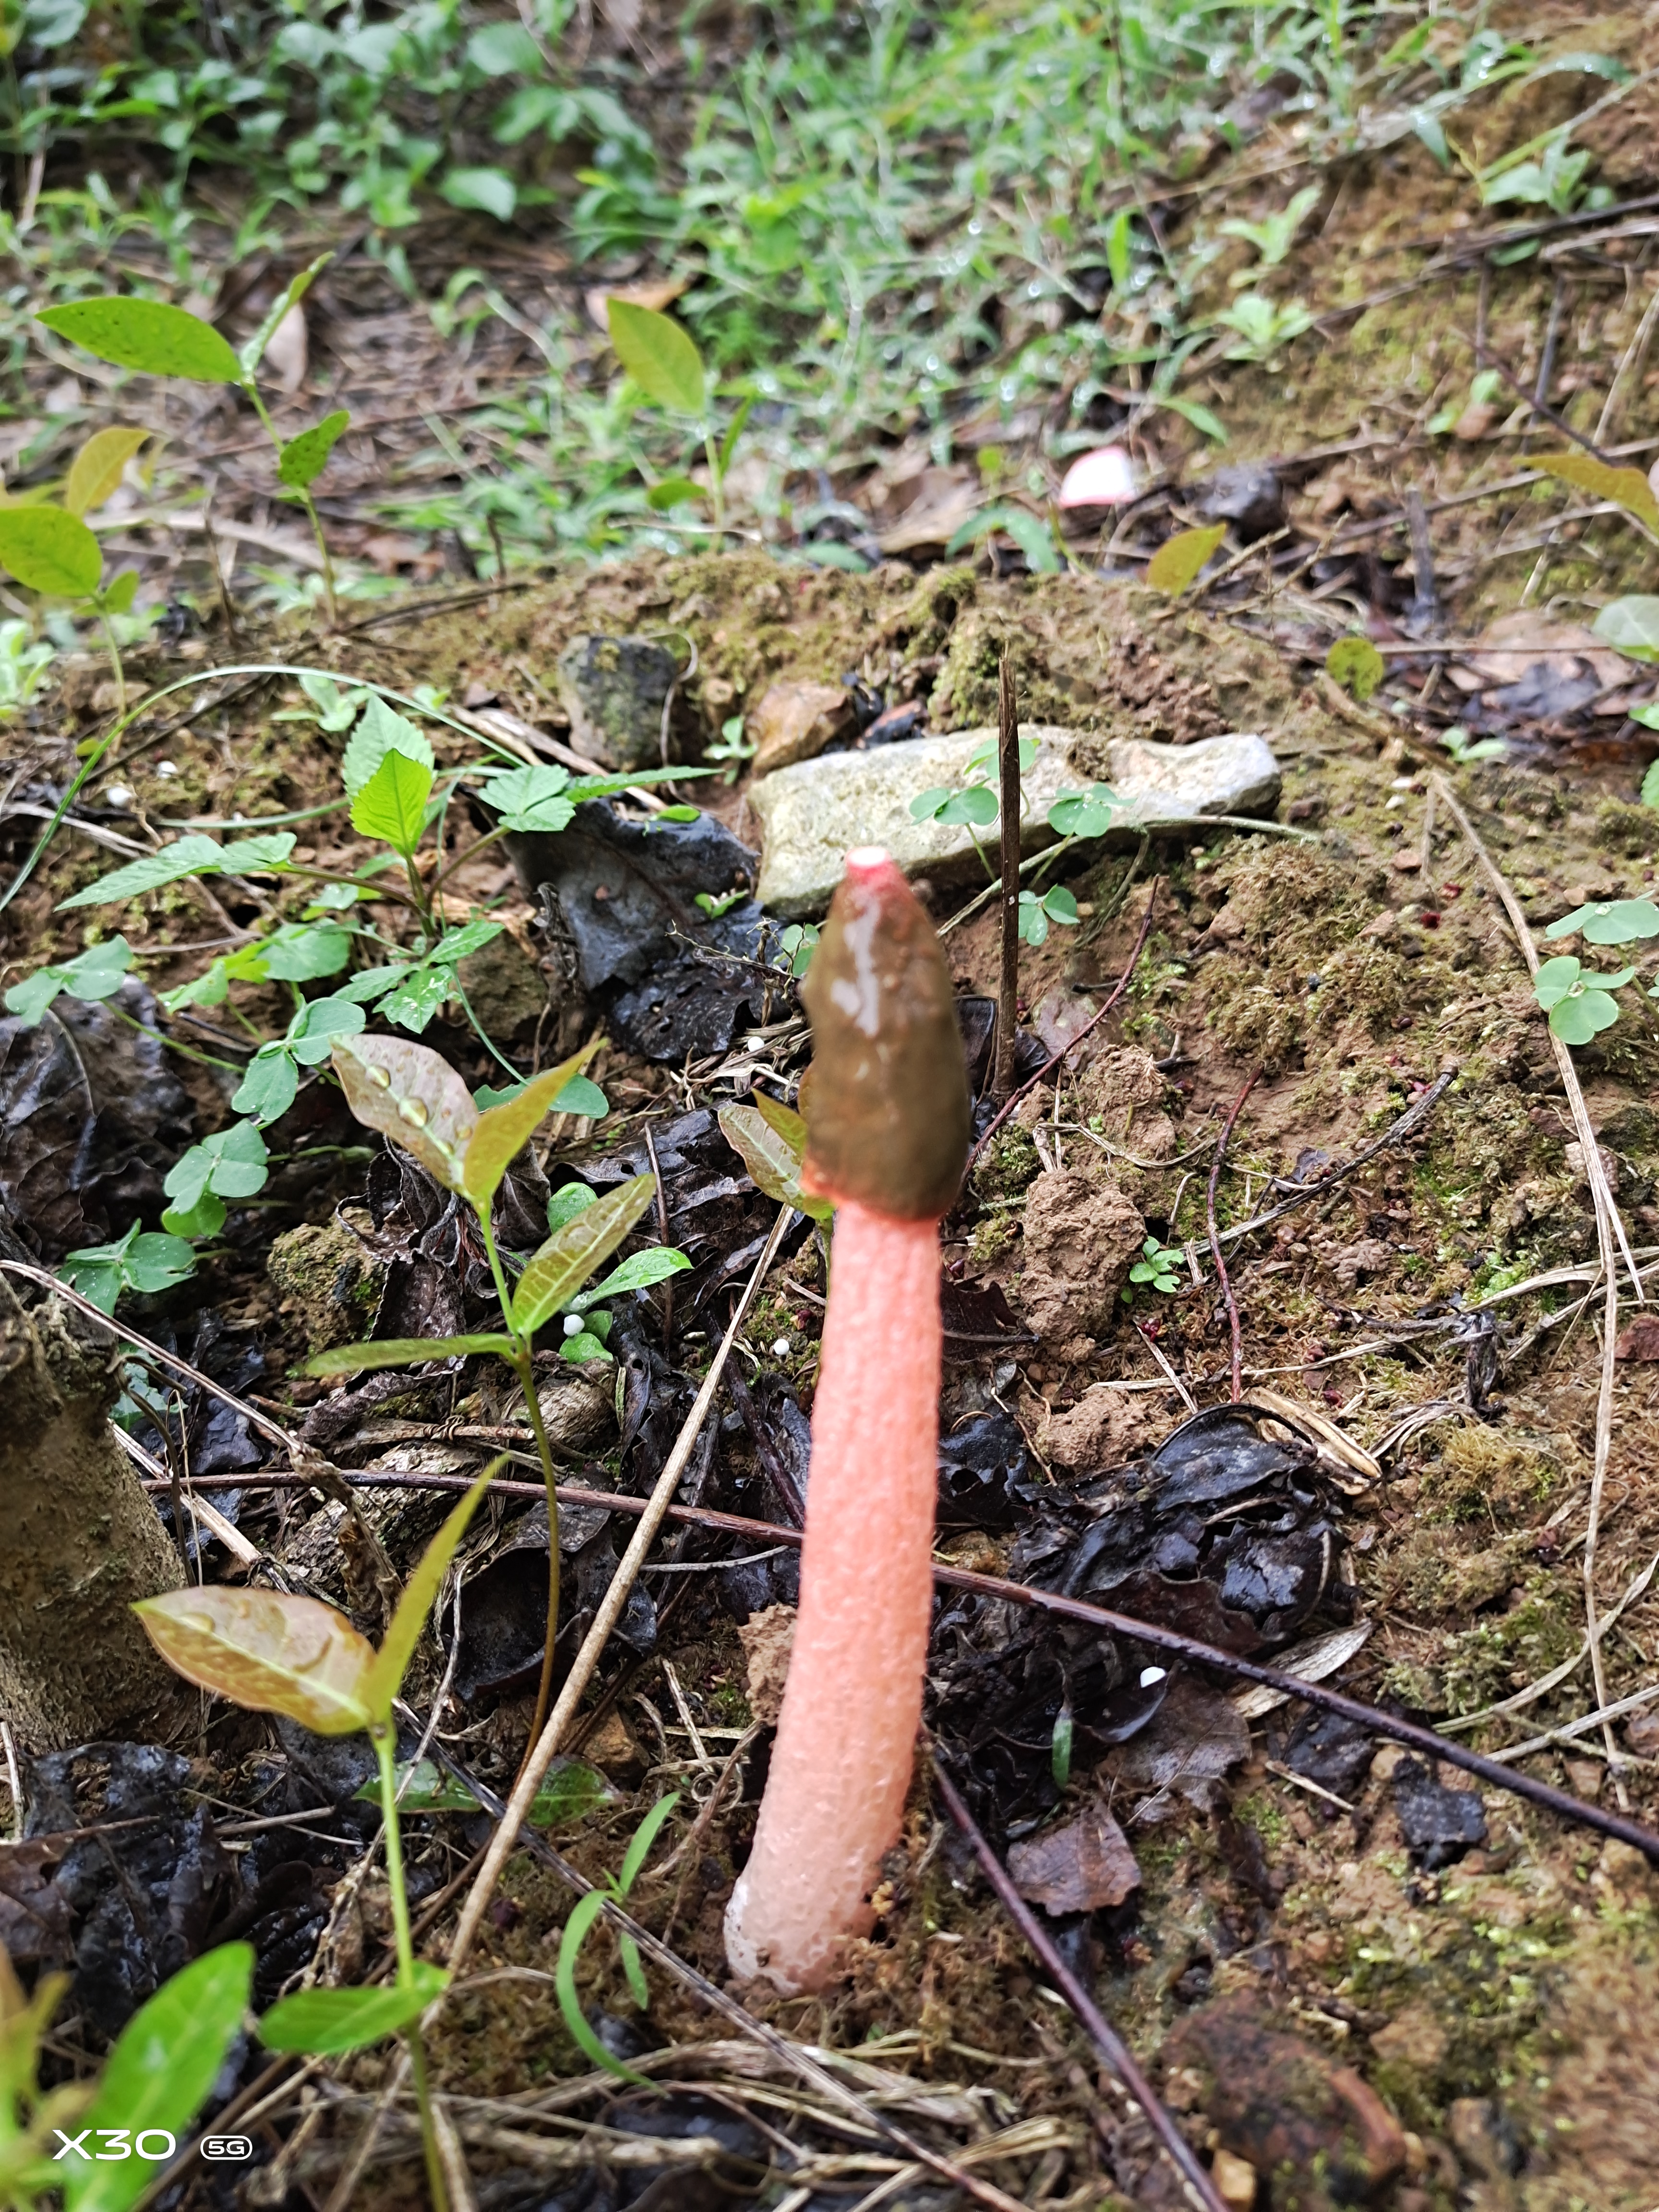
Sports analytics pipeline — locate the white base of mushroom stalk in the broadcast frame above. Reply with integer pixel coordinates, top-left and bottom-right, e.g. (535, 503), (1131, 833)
(723, 1201), (941, 1994)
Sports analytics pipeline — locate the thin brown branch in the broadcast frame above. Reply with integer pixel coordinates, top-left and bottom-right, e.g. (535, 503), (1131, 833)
(993, 649), (1021, 1103)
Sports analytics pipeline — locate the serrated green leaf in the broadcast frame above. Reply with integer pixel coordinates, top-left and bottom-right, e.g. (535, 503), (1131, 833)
(0, 505), (102, 598)
(259, 1962), (450, 2056)
(350, 748), (434, 855)
(462, 1042), (601, 1206)
(480, 760), (575, 834)
(277, 408), (351, 491)
(263, 921), (352, 981)
(1146, 523), (1226, 597)
(64, 425), (148, 518)
(135, 1587), (375, 1733)
(342, 694), (435, 797)
(304, 1333), (517, 1376)
(607, 298), (705, 414)
(39, 297), (242, 383)
(510, 1175), (656, 1334)
(362, 1465), (494, 1721)
(62, 1944), (253, 2212)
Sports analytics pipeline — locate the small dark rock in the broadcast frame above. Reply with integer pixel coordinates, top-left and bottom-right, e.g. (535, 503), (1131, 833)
(1190, 462), (1285, 542)
(555, 634), (679, 771)
(1284, 1707), (1376, 1802)
(1392, 1755), (1487, 1869)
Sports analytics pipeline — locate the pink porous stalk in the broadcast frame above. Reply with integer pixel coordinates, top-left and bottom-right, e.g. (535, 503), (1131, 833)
(725, 847), (971, 1994)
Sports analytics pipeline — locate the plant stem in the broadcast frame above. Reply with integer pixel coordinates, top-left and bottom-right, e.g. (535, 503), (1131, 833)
(476, 1207), (563, 1751)
(703, 427), (725, 537)
(243, 382), (339, 630)
(993, 649), (1020, 1102)
(95, 611), (127, 719)
(373, 1724), (450, 2212)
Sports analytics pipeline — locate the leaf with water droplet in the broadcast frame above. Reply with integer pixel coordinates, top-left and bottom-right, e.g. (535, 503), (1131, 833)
(332, 1034), (479, 1191)
(509, 1175), (657, 1335)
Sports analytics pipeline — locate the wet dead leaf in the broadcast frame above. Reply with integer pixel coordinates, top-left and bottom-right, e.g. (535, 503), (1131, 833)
(1615, 1313), (1659, 1362)
(1007, 1800), (1141, 1914)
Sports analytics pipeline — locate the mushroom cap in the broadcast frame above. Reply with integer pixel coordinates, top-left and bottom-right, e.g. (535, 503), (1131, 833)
(798, 848), (971, 1221)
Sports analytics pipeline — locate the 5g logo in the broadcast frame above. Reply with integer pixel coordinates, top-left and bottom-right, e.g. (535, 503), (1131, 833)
(202, 2136), (255, 2161)
(54, 2129), (178, 2161)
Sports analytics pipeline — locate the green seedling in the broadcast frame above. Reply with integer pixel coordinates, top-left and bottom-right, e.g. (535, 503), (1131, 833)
(1532, 955), (1638, 1044)
(769, 921), (818, 978)
(1018, 885), (1078, 946)
(1123, 1236), (1184, 1299)
(1427, 368), (1503, 435)
(606, 299), (745, 536)
(1211, 292), (1313, 363)
(945, 504), (1063, 574)
(0, 1940), (253, 2212)
(135, 1467), (499, 2212)
(38, 266), (352, 625)
(703, 714), (755, 783)
(3, 932), (132, 1024)
(1442, 725), (1507, 765)
(1218, 184), (1321, 273)
(304, 1032), (687, 1745)
(554, 1791), (680, 2084)
(0, 425), (150, 711)
(1325, 636), (1383, 702)
(60, 1221), (195, 1315)
(0, 619), (55, 716)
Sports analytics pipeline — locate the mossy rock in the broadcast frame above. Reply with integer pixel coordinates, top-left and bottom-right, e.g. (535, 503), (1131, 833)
(267, 1217), (385, 1355)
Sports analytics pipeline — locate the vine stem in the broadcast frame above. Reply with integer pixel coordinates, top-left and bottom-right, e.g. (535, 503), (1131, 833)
(373, 1725), (450, 2212)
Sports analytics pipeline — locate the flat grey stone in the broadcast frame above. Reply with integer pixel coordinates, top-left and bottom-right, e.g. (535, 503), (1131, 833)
(751, 724), (1282, 916)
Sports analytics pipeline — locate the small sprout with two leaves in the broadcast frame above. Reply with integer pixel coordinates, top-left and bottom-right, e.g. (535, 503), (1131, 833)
(1442, 725), (1507, 765)
(1535, 895), (1659, 1043)
(136, 1467), (498, 2206)
(1123, 1236), (1185, 1300)
(703, 714), (755, 782)
(1019, 885), (1079, 946)
(555, 1791), (681, 2084)
(0, 424), (153, 712)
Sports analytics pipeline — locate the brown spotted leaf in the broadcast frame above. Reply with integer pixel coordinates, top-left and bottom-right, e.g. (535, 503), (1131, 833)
(134, 1588), (375, 1735)
(332, 1033), (478, 1192)
(1007, 1800), (1141, 1914)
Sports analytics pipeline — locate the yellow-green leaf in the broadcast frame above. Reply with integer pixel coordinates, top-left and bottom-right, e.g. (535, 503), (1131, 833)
(0, 507), (101, 599)
(133, 1588), (375, 1734)
(362, 1465), (496, 1722)
(259, 1962), (449, 2055)
(1534, 451), (1659, 533)
(303, 1333), (517, 1376)
(460, 1041), (602, 1208)
(718, 1098), (833, 1222)
(606, 298), (705, 415)
(509, 1175), (656, 1334)
(1145, 522), (1226, 597)
(64, 426), (147, 518)
(1325, 636), (1384, 701)
(332, 1033), (480, 1191)
(38, 297), (243, 384)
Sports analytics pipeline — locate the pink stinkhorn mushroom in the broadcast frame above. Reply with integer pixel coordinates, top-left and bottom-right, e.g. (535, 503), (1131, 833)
(724, 846), (971, 1993)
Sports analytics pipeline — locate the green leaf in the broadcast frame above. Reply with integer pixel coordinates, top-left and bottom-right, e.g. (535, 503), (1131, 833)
(61, 1944), (254, 2212)
(945, 503), (1061, 572)
(1534, 451), (1659, 534)
(134, 1587), (376, 1733)
(561, 1330), (612, 1362)
(1146, 523), (1227, 597)
(0, 506), (102, 598)
(1532, 954), (1583, 1010)
(909, 785), (954, 821)
(331, 1033), (481, 1190)
(546, 1182), (598, 1232)
(937, 785), (999, 827)
(162, 1120), (269, 1215)
(232, 1045), (299, 1125)
(277, 409), (351, 491)
(1544, 897), (1659, 945)
(1549, 988), (1621, 1044)
(579, 1246), (690, 1303)
(556, 1890), (646, 2084)
(441, 166), (517, 221)
(1593, 596), (1659, 663)
(64, 426), (148, 518)
(101, 566), (140, 614)
(58, 831), (294, 910)
(361, 1754), (616, 1824)
(351, 748), (435, 856)
(554, 1073), (608, 1118)
(263, 921), (352, 982)
(1642, 758), (1659, 810)
(645, 474), (702, 512)
(1326, 636), (1384, 701)
(239, 254), (330, 380)
(288, 994), (365, 1064)
(38, 297), (242, 384)
(160, 1190), (225, 1239)
(1041, 886), (1079, 926)
(462, 1042), (601, 1206)
(607, 298), (705, 415)
(479, 760), (575, 833)
(1047, 783), (1122, 839)
(716, 1097), (833, 1223)
(342, 695), (435, 797)
(510, 1175), (657, 1334)
(259, 1962), (450, 2056)
(1157, 394), (1229, 444)
(468, 19), (541, 72)
(61, 1223), (194, 1313)
(304, 1333), (518, 1376)
(615, 1790), (679, 1895)
(362, 1466), (495, 1722)
(379, 964), (455, 1034)
(4, 933), (131, 1024)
